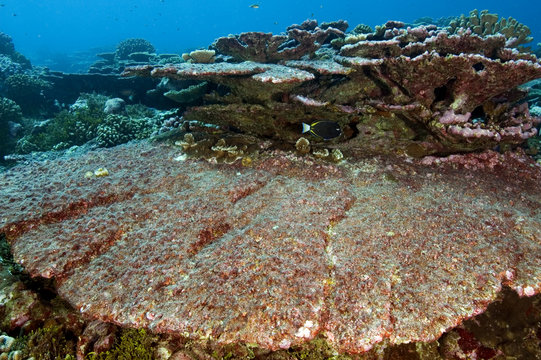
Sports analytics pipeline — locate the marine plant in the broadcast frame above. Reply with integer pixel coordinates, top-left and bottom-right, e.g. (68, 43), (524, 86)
(86, 328), (157, 360)
(20, 325), (77, 360)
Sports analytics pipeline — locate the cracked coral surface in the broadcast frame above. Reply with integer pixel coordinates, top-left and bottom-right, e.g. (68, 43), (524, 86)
(0, 141), (539, 354)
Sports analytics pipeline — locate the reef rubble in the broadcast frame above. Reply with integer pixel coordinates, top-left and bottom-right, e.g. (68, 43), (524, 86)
(0, 141), (539, 354)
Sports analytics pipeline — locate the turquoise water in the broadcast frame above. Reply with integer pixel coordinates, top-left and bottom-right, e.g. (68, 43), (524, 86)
(0, 0), (539, 70)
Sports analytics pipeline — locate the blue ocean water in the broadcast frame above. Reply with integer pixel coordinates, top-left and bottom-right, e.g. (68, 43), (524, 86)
(0, 0), (539, 72)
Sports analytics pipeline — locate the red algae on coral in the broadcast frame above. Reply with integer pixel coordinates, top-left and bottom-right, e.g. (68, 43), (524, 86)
(0, 141), (540, 354)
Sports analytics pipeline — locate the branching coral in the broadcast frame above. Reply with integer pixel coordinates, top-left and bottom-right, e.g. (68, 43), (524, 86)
(447, 9), (533, 49)
(95, 114), (157, 148)
(15, 94), (108, 153)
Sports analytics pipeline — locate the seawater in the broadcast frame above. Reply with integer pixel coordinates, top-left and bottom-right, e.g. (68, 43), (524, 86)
(0, 0), (539, 72)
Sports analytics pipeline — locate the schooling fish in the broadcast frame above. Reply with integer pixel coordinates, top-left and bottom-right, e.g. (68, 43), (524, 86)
(302, 120), (341, 140)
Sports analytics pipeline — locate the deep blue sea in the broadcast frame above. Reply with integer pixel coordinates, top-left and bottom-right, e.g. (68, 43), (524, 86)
(0, 0), (539, 72)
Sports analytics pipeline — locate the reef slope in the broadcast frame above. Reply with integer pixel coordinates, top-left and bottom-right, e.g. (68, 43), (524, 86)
(0, 141), (539, 354)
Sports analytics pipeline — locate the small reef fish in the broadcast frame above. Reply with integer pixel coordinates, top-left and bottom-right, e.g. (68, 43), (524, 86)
(249, 4), (260, 8)
(302, 120), (341, 140)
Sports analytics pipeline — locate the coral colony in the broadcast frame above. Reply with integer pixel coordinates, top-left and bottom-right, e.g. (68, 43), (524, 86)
(1, 10), (541, 359)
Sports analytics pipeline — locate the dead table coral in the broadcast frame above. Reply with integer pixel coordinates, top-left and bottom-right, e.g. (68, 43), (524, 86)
(212, 20), (344, 63)
(0, 141), (540, 354)
(124, 20), (541, 156)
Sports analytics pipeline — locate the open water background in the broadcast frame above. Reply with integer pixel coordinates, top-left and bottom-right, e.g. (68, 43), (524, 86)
(0, 0), (540, 72)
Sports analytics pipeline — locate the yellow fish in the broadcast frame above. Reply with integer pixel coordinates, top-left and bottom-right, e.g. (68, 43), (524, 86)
(249, 4), (259, 8)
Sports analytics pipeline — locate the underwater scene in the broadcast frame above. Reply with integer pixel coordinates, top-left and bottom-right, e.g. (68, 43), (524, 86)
(1, 0), (541, 359)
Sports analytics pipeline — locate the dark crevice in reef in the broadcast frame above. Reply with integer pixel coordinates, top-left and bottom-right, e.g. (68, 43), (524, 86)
(432, 78), (456, 109)
(362, 66), (393, 97)
(0, 234), (58, 302)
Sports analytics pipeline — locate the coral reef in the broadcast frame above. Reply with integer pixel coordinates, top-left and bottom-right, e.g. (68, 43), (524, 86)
(0, 55), (23, 81)
(352, 24), (372, 34)
(0, 32), (15, 55)
(1, 13), (541, 359)
(89, 38), (168, 75)
(181, 49), (216, 64)
(0, 97), (22, 161)
(0, 97), (22, 124)
(163, 82), (208, 104)
(212, 19), (346, 62)
(124, 19), (541, 156)
(0, 32), (31, 73)
(2, 74), (51, 115)
(103, 97), (126, 114)
(0, 141), (539, 355)
(42, 71), (160, 108)
(95, 114), (157, 148)
(115, 38), (155, 61)
(14, 93), (160, 153)
(86, 328), (157, 360)
(447, 9), (533, 49)
(15, 93), (108, 153)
